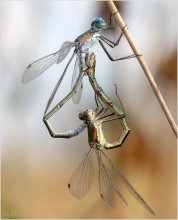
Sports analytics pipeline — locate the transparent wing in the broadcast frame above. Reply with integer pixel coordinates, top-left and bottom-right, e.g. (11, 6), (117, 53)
(68, 148), (93, 199)
(96, 150), (115, 208)
(56, 41), (75, 64)
(101, 150), (155, 215)
(22, 41), (75, 83)
(71, 54), (83, 104)
(95, 149), (127, 208)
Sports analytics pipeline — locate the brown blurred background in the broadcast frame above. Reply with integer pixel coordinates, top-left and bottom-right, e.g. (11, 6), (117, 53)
(1, 1), (177, 219)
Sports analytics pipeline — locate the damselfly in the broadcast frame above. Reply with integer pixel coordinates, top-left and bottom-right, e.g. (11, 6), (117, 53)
(43, 53), (129, 148)
(22, 15), (138, 115)
(67, 105), (155, 215)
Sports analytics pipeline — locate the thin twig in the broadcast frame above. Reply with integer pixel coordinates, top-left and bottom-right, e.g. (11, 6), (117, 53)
(106, 1), (177, 138)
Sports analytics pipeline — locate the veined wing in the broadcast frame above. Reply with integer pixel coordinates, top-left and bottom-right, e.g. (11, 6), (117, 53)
(101, 150), (155, 215)
(68, 148), (93, 199)
(71, 54), (83, 104)
(56, 41), (75, 63)
(22, 41), (75, 83)
(95, 149), (127, 208)
(96, 149), (116, 208)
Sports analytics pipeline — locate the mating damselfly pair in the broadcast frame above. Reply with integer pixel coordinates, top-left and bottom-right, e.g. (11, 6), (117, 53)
(22, 15), (155, 215)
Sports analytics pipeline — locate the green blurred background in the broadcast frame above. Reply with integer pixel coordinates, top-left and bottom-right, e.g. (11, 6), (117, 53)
(1, 1), (177, 219)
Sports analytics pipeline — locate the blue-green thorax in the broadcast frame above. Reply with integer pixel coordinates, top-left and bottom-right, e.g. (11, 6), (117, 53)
(74, 17), (107, 52)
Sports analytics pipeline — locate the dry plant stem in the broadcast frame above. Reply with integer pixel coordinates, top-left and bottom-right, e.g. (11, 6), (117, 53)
(106, 0), (177, 138)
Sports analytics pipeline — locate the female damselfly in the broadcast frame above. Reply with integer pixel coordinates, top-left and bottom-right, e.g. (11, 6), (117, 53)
(67, 104), (155, 215)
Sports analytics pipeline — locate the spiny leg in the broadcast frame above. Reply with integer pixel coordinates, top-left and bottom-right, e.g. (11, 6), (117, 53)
(95, 95), (111, 119)
(113, 83), (130, 145)
(96, 106), (109, 120)
(114, 83), (125, 114)
(99, 40), (140, 61)
(99, 112), (119, 122)
(98, 83), (126, 122)
(95, 93), (102, 111)
(99, 23), (128, 48)
(95, 94), (109, 118)
(100, 32), (124, 48)
(99, 23), (142, 61)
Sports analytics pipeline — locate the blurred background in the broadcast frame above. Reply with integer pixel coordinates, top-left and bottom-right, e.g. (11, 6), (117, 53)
(1, 1), (177, 219)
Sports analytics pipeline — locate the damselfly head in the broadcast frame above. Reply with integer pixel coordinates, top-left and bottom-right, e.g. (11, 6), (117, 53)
(91, 17), (108, 31)
(79, 109), (96, 121)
